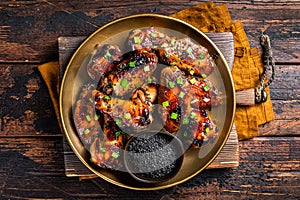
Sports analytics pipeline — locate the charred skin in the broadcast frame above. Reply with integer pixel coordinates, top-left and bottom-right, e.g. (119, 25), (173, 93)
(94, 84), (157, 132)
(127, 27), (215, 76)
(97, 48), (158, 96)
(177, 109), (218, 149)
(160, 66), (222, 111)
(158, 85), (183, 133)
(73, 84), (101, 145)
(89, 113), (128, 170)
(127, 27), (173, 50)
(86, 44), (123, 80)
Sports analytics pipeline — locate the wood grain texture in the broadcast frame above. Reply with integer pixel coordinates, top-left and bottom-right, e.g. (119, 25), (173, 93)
(0, 1), (299, 63)
(0, 137), (299, 199)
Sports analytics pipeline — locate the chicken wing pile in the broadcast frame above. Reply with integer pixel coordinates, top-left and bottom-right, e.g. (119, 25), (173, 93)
(73, 27), (222, 170)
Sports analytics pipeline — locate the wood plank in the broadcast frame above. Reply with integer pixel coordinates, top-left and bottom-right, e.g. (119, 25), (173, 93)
(0, 64), (61, 137)
(259, 100), (300, 136)
(0, 136), (299, 198)
(0, 1), (299, 63)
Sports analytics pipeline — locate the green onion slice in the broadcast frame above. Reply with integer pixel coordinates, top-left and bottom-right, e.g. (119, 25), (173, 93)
(182, 118), (189, 125)
(205, 127), (210, 133)
(104, 51), (111, 59)
(84, 129), (90, 135)
(168, 81), (175, 89)
(124, 113), (131, 119)
(94, 114), (100, 120)
(176, 77), (183, 84)
(112, 152), (119, 159)
(170, 112), (178, 120)
(190, 78), (197, 85)
(162, 101), (169, 107)
(179, 92), (185, 98)
(86, 115), (91, 122)
(129, 61), (135, 68)
(204, 85), (210, 92)
(185, 47), (192, 55)
(100, 147), (106, 152)
(190, 112), (196, 119)
(144, 65), (150, 72)
(120, 79), (129, 88)
(134, 36), (140, 44)
(199, 53), (205, 59)
(116, 118), (122, 126)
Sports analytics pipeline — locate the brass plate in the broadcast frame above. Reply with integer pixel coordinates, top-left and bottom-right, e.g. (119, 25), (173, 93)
(60, 14), (236, 190)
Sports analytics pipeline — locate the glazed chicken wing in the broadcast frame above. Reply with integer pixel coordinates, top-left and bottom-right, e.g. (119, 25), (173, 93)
(95, 84), (158, 133)
(86, 44), (123, 80)
(127, 27), (216, 76)
(98, 48), (158, 97)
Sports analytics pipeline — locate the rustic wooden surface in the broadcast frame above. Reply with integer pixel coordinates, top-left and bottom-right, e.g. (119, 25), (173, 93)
(58, 33), (238, 176)
(0, 0), (299, 199)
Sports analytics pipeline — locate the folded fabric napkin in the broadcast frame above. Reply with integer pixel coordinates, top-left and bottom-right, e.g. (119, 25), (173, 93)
(38, 2), (274, 140)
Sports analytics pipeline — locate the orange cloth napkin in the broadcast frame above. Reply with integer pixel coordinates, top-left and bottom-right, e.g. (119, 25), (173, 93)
(38, 2), (274, 140)
(171, 2), (274, 140)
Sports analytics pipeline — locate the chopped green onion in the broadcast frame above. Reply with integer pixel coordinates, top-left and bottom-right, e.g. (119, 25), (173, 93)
(205, 127), (210, 133)
(182, 118), (189, 125)
(183, 131), (188, 137)
(104, 95), (110, 100)
(176, 77), (183, 85)
(120, 79), (129, 88)
(89, 158), (94, 163)
(199, 53), (205, 59)
(104, 51), (111, 59)
(116, 118), (122, 126)
(115, 131), (121, 138)
(190, 78), (197, 85)
(124, 113), (131, 119)
(145, 91), (150, 95)
(84, 129), (90, 135)
(185, 47), (192, 55)
(170, 112), (178, 120)
(165, 54), (170, 58)
(178, 92), (185, 98)
(171, 39), (176, 46)
(129, 61), (135, 68)
(190, 70), (195, 75)
(204, 85), (210, 92)
(161, 43), (168, 48)
(136, 84), (141, 88)
(94, 114), (100, 120)
(144, 65), (150, 72)
(178, 51), (182, 56)
(170, 62), (177, 66)
(147, 77), (152, 83)
(162, 101), (169, 107)
(112, 152), (119, 159)
(134, 36), (140, 44)
(168, 81), (175, 89)
(86, 114), (91, 122)
(100, 147), (106, 152)
(88, 98), (93, 103)
(150, 33), (157, 38)
(201, 73), (207, 78)
(190, 112), (196, 119)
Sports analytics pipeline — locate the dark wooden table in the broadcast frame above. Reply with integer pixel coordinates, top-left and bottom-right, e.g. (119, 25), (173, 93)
(0, 1), (299, 199)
